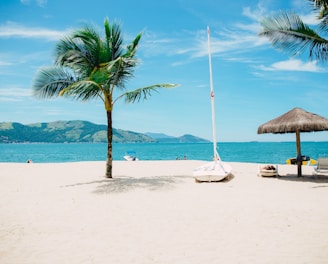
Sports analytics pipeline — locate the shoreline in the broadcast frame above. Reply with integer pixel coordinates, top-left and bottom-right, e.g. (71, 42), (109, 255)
(1, 141), (327, 165)
(0, 160), (318, 177)
(1, 161), (328, 263)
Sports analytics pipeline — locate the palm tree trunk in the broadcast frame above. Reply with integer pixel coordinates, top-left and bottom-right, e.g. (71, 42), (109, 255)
(105, 110), (113, 178)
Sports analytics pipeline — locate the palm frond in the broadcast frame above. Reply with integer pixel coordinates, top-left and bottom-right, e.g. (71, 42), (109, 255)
(125, 33), (142, 58)
(104, 19), (123, 60)
(318, 15), (328, 31)
(59, 80), (103, 101)
(33, 66), (77, 98)
(260, 11), (328, 62)
(106, 57), (138, 90)
(311, 0), (328, 18)
(55, 25), (104, 76)
(124, 87), (157, 103)
(307, 0), (328, 32)
(117, 83), (178, 104)
(72, 25), (103, 65)
(55, 40), (92, 78)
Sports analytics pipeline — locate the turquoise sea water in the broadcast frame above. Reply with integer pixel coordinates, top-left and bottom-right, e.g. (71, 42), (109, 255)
(0, 142), (327, 164)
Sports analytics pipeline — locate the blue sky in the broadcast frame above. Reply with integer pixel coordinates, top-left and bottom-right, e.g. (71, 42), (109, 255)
(0, 0), (327, 142)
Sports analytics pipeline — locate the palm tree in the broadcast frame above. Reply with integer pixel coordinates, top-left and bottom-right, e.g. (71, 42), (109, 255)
(259, 0), (328, 63)
(32, 18), (177, 178)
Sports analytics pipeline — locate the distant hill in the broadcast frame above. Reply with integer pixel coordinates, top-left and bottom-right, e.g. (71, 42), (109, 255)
(145, 132), (175, 139)
(0, 121), (155, 143)
(145, 132), (210, 143)
(0, 121), (209, 143)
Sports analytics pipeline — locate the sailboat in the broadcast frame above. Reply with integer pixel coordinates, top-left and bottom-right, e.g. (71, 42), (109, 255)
(193, 26), (232, 183)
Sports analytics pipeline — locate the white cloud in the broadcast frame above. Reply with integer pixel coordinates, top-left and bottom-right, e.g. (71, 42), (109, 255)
(242, 4), (266, 22)
(139, 2), (275, 66)
(301, 12), (319, 25)
(190, 4), (269, 59)
(189, 27), (266, 59)
(259, 59), (325, 72)
(141, 3), (269, 61)
(0, 60), (13, 66)
(37, 0), (47, 6)
(0, 22), (67, 41)
(20, 0), (47, 7)
(0, 87), (33, 100)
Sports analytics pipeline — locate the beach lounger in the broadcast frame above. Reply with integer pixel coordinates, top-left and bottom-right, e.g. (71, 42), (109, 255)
(313, 158), (328, 178)
(258, 164), (278, 177)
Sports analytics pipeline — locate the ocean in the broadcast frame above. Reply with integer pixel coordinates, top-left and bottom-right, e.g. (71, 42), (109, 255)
(0, 142), (327, 164)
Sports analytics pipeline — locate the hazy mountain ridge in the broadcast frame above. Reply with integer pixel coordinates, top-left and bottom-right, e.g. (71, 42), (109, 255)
(146, 132), (210, 143)
(0, 121), (209, 143)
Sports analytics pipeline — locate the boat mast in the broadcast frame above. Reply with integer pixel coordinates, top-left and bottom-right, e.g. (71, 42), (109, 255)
(207, 26), (219, 161)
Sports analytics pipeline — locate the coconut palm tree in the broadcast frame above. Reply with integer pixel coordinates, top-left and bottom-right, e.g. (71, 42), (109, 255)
(259, 0), (328, 63)
(32, 18), (177, 178)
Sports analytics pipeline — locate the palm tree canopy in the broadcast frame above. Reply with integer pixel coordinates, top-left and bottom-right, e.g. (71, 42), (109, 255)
(33, 18), (175, 108)
(311, 0), (328, 19)
(311, 0), (328, 32)
(259, 11), (328, 62)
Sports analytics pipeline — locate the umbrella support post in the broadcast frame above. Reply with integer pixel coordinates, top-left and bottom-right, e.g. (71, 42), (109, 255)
(297, 158), (302, 177)
(296, 131), (302, 177)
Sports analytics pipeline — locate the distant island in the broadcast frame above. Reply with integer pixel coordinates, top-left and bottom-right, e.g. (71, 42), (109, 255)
(0, 120), (210, 144)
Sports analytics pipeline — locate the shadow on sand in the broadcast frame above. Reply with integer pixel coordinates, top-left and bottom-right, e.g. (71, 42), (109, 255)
(273, 173), (328, 186)
(62, 176), (190, 194)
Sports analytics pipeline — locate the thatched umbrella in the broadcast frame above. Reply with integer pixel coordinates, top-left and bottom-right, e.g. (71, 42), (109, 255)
(257, 107), (328, 177)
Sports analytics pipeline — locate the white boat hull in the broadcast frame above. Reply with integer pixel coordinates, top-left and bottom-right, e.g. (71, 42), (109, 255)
(123, 155), (139, 161)
(193, 161), (232, 182)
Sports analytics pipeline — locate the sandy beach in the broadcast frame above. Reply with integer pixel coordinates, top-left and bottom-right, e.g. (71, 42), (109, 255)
(1, 160), (328, 264)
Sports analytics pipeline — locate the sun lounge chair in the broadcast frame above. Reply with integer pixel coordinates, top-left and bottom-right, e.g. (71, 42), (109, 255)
(258, 164), (278, 177)
(313, 158), (328, 178)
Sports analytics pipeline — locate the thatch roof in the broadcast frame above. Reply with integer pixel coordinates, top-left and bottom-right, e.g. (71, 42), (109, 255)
(257, 108), (328, 134)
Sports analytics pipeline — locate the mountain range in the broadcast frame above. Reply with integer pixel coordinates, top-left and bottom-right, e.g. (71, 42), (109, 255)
(0, 120), (210, 144)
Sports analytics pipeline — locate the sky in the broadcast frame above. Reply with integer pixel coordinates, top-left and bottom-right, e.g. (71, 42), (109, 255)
(0, 0), (328, 142)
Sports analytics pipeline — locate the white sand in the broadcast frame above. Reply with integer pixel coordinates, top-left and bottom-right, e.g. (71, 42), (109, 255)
(1, 160), (328, 264)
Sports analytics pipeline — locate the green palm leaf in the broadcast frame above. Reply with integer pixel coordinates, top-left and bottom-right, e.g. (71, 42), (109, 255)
(259, 11), (328, 61)
(59, 80), (102, 101)
(120, 84), (178, 104)
(312, 0), (328, 31)
(104, 19), (123, 60)
(55, 28), (101, 76)
(33, 66), (77, 98)
(125, 33), (142, 58)
(311, 0), (328, 19)
(106, 56), (138, 90)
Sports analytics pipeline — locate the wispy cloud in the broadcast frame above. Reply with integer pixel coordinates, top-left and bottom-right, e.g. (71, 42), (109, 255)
(258, 59), (325, 72)
(0, 50), (54, 79)
(0, 22), (67, 41)
(140, 30), (180, 57)
(132, 3), (271, 64)
(242, 4), (267, 22)
(190, 8), (267, 59)
(0, 87), (33, 102)
(301, 12), (319, 25)
(20, 0), (47, 7)
(0, 60), (13, 66)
